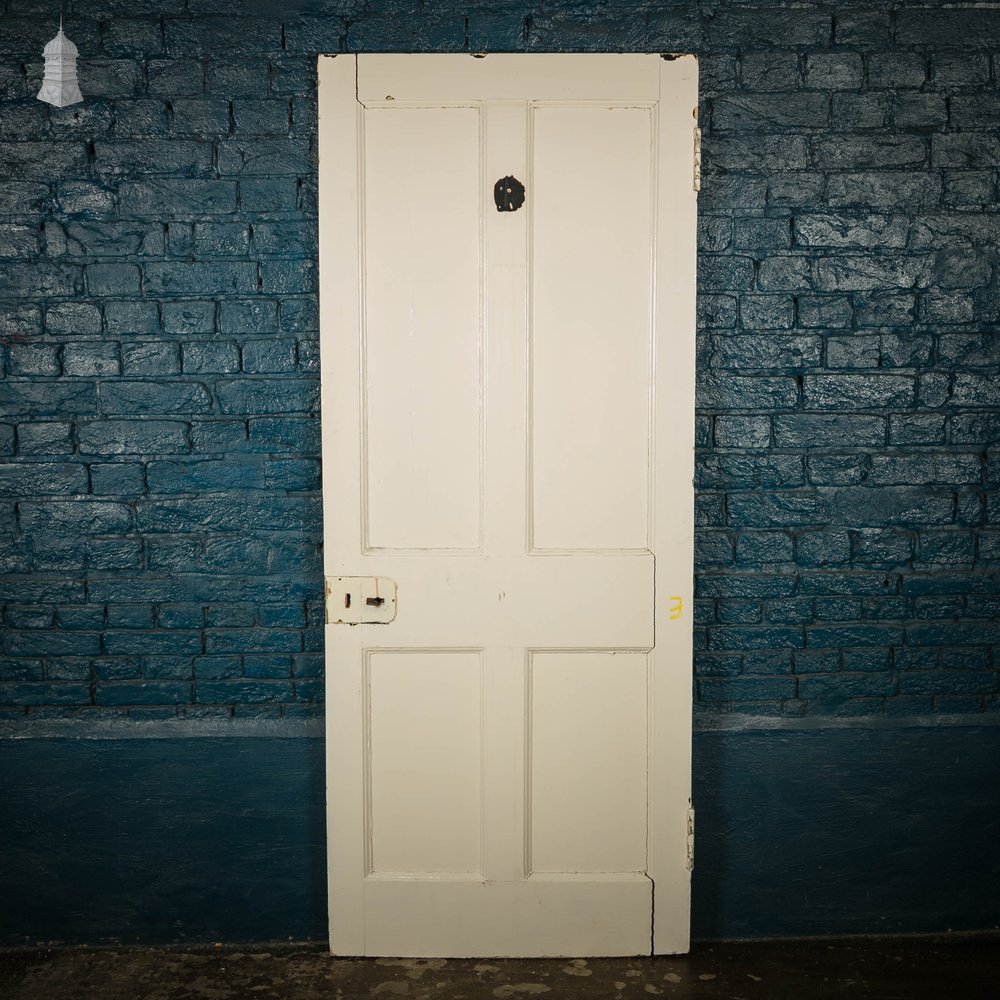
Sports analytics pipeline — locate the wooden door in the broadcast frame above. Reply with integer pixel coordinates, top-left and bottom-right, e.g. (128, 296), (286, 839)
(318, 53), (698, 957)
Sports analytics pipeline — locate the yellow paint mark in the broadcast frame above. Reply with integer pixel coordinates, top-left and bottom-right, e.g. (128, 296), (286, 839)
(668, 596), (683, 620)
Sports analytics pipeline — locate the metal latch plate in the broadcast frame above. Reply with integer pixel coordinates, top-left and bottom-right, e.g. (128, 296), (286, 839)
(326, 576), (397, 624)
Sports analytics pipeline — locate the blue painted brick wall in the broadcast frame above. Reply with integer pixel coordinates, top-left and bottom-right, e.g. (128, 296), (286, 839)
(0, 1), (997, 721)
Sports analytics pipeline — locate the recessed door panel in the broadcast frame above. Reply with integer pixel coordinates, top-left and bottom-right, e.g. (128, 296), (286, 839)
(367, 650), (483, 874)
(529, 651), (649, 873)
(362, 107), (483, 551)
(530, 107), (654, 552)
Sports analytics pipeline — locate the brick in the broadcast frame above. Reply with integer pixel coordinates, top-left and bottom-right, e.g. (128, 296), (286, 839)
(216, 379), (319, 415)
(805, 53), (862, 90)
(714, 93), (829, 131)
(4, 383), (97, 419)
(827, 172), (941, 210)
(122, 342), (182, 376)
(794, 214), (907, 250)
(192, 223), (250, 257)
(867, 53), (927, 90)
(191, 420), (249, 453)
(707, 10), (831, 48)
(144, 262), (257, 296)
(0, 224), (38, 257)
(868, 453), (980, 487)
(697, 375), (799, 411)
(831, 93), (889, 130)
(758, 255), (812, 291)
(932, 54), (990, 90)
(467, 14), (527, 52)
(232, 100), (290, 136)
(0, 683), (90, 706)
(897, 10), (1000, 48)
(165, 17), (279, 57)
(63, 342), (121, 377)
(714, 415), (771, 450)
(699, 676), (797, 703)
(0, 182), (51, 217)
(217, 139), (311, 176)
(17, 422), (73, 456)
(803, 374), (913, 410)
(111, 101), (169, 139)
(695, 527), (731, 566)
(7, 343), (60, 377)
(248, 418), (320, 453)
(105, 301), (159, 337)
(708, 334), (820, 370)
(242, 340), (298, 374)
(952, 373), (1000, 408)
(195, 680), (292, 703)
(736, 530), (794, 564)
(917, 530), (976, 566)
(831, 487), (954, 527)
(272, 58), (316, 96)
(171, 99), (230, 136)
(182, 341), (240, 374)
(119, 179), (238, 217)
(79, 419), (188, 457)
(798, 673), (895, 701)
(942, 172), (995, 210)
(19, 500), (132, 535)
(808, 455), (866, 486)
(706, 135), (809, 172)
(148, 59), (205, 97)
(0, 142), (89, 180)
(205, 58), (270, 98)
(86, 263), (141, 297)
(90, 463), (145, 495)
(264, 459), (320, 492)
(101, 381), (212, 416)
(893, 94), (947, 130)
(96, 681), (192, 705)
(94, 140), (212, 176)
(852, 529), (913, 565)
(0, 462), (88, 497)
(161, 301), (216, 337)
(932, 134), (1000, 169)
(147, 459), (265, 494)
(826, 335), (879, 369)
(727, 491), (828, 528)
(45, 302), (103, 338)
(889, 414), (946, 446)
(0, 263), (82, 297)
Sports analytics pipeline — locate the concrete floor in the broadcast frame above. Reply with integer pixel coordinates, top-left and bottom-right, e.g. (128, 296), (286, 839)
(0, 937), (997, 1000)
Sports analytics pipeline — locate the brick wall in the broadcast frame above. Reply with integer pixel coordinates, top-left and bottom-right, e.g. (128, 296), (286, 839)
(0, 1), (997, 722)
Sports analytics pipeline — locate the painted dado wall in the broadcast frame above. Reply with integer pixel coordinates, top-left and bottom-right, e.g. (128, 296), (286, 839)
(1, 0), (998, 944)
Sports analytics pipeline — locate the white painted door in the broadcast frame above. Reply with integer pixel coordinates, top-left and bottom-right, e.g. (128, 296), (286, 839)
(318, 54), (698, 958)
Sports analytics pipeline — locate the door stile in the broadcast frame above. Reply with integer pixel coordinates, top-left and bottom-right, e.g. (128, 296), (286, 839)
(650, 54), (698, 955)
(318, 54), (367, 956)
(482, 100), (531, 886)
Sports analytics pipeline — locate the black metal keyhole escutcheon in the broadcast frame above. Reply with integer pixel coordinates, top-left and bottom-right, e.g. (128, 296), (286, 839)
(494, 175), (525, 212)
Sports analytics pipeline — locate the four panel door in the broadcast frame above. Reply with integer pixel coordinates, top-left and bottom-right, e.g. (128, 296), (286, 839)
(318, 53), (698, 957)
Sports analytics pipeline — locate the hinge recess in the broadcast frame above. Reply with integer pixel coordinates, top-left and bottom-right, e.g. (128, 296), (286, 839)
(686, 806), (695, 871)
(693, 127), (702, 193)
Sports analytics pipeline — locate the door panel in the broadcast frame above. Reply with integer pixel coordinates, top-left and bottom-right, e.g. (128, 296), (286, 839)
(529, 650), (648, 873)
(319, 53), (698, 958)
(530, 106), (654, 551)
(367, 650), (483, 874)
(362, 107), (484, 552)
